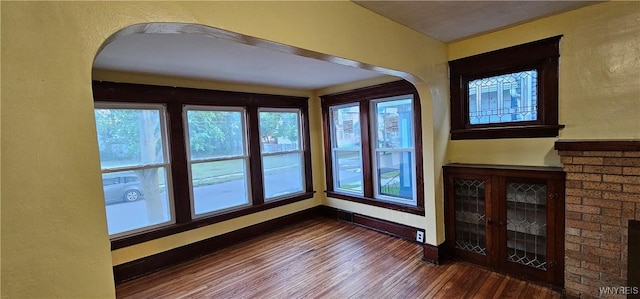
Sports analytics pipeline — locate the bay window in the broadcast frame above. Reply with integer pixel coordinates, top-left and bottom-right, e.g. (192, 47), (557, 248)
(93, 81), (313, 248)
(321, 80), (423, 214)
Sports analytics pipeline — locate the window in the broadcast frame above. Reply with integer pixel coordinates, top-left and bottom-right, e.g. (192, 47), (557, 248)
(371, 97), (416, 203)
(321, 80), (423, 214)
(329, 103), (363, 194)
(93, 81), (313, 248)
(259, 109), (306, 200)
(94, 104), (173, 237)
(185, 107), (250, 216)
(468, 70), (537, 125)
(449, 36), (564, 140)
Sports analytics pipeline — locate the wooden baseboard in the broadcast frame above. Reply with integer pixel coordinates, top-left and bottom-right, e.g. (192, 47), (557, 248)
(422, 243), (447, 265)
(113, 206), (321, 284)
(320, 206), (424, 244)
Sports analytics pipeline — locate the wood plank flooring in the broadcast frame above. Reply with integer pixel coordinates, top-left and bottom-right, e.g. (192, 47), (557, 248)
(116, 218), (561, 298)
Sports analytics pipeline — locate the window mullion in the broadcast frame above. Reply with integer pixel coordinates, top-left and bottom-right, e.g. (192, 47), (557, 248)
(360, 100), (373, 198)
(167, 102), (192, 224)
(247, 106), (265, 205)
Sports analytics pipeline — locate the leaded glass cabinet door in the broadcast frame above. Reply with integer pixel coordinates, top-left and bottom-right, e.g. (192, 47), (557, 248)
(444, 171), (492, 265)
(444, 164), (565, 288)
(504, 180), (548, 268)
(499, 176), (565, 286)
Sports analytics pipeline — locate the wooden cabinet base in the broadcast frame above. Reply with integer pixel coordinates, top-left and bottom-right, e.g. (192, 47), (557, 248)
(443, 163), (565, 288)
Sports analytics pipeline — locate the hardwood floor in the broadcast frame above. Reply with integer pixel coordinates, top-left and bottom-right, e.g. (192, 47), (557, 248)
(116, 218), (561, 298)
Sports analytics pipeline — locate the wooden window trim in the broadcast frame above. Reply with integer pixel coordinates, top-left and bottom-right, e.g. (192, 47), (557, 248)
(321, 80), (425, 216)
(93, 81), (314, 250)
(449, 35), (564, 140)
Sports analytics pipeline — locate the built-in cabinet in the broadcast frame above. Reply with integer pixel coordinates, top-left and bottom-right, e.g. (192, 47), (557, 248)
(444, 164), (565, 288)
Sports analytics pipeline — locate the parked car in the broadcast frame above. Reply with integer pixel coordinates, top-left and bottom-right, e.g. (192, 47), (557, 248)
(102, 173), (144, 204)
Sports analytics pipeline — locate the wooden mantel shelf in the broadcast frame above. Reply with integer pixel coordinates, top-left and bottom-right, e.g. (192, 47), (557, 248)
(554, 139), (640, 151)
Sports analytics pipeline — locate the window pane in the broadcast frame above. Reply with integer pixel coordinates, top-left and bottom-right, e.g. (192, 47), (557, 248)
(376, 151), (413, 200)
(104, 168), (172, 235)
(191, 160), (250, 215)
(95, 108), (165, 168)
(331, 105), (361, 149)
(263, 153), (303, 199)
(334, 150), (363, 194)
(259, 111), (300, 154)
(375, 98), (414, 149)
(468, 70), (538, 125)
(187, 110), (244, 160)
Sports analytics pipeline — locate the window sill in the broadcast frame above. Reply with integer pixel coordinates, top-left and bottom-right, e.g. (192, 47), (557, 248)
(325, 191), (425, 216)
(110, 191), (315, 250)
(451, 124), (565, 140)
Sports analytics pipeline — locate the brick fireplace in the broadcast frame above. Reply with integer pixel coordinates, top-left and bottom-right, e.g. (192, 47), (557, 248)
(555, 140), (640, 298)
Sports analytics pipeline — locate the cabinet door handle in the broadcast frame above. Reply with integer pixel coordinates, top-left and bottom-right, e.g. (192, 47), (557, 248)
(487, 219), (494, 225)
(499, 221), (506, 226)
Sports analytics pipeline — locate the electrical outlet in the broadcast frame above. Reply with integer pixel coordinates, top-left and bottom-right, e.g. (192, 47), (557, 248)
(416, 231), (424, 243)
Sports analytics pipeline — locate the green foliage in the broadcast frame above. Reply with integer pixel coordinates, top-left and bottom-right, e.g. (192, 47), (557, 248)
(95, 109), (145, 165)
(187, 110), (241, 159)
(95, 108), (301, 166)
(259, 111), (299, 145)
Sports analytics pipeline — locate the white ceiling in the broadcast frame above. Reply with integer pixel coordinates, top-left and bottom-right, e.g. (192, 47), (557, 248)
(93, 1), (600, 90)
(353, 1), (599, 43)
(93, 32), (386, 90)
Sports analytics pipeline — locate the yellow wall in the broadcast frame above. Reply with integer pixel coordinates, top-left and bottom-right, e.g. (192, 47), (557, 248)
(1, 2), (446, 298)
(5, 1), (634, 297)
(447, 1), (640, 167)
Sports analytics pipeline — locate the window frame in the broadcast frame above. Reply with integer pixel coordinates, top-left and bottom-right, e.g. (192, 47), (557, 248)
(258, 107), (307, 201)
(370, 95), (417, 206)
(183, 105), (252, 218)
(321, 80), (424, 215)
(449, 35), (564, 140)
(329, 102), (364, 196)
(93, 81), (314, 249)
(95, 102), (176, 238)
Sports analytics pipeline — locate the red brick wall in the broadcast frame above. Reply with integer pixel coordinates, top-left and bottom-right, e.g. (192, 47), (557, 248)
(556, 142), (640, 299)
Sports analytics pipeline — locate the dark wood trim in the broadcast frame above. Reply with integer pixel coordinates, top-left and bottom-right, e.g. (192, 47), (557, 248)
(111, 192), (315, 249)
(321, 104), (335, 192)
(247, 106), (265, 205)
(113, 206), (322, 284)
(319, 205), (339, 219)
(555, 139), (640, 151)
(320, 80), (417, 103)
(93, 81), (315, 250)
(301, 105), (314, 193)
(449, 35), (563, 140)
(320, 80), (424, 212)
(443, 163), (564, 177)
(359, 100), (373, 199)
(451, 124), (565, 140)
(166, 102), (192, 224)
(326, 191), (425, 216)
(319, 206), (424, 243)
(93, 81), (308, 107)
(422, 243), (447, 265)
(353, 214), (423, 243)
